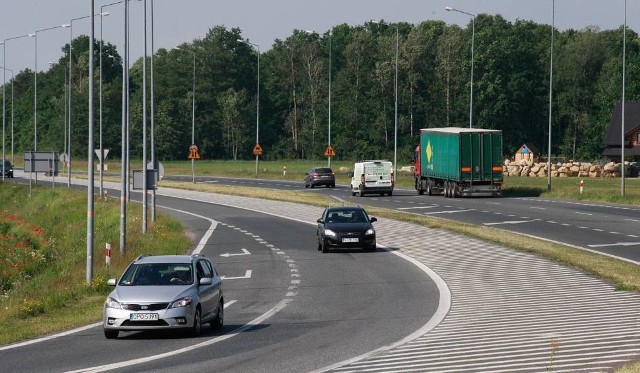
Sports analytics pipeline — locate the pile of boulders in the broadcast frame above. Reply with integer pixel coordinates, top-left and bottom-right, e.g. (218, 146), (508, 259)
(503, 159), (626, 178)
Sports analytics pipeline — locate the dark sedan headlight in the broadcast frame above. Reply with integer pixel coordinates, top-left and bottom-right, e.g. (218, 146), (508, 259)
(170, 296), (193, 308)
(324, 229), (337, 237)
(365, 228), (375, 236)
(105, 296), (122, 309)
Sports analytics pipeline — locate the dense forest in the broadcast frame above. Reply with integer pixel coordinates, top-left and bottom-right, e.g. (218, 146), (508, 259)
(1, 15), (639, 166)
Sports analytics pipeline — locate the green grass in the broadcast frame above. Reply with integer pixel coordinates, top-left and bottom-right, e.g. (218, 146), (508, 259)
(0, 183), (191, 345)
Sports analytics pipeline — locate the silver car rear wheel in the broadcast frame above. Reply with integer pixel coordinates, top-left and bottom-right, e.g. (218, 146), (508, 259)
(211, 300), (224, 330)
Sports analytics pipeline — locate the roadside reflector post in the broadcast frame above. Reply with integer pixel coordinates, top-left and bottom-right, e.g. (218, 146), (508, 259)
(283, 166), (287, 176)
(579, 179), (584, 194)
(105, 243), (111, 266)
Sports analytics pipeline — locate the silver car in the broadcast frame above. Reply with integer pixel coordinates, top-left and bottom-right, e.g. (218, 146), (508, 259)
(103, 254), (223, 339)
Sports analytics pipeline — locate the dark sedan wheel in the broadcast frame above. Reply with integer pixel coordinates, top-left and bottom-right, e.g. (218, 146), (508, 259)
(322, 241), (330, 253)
(317, 239), (322, 251)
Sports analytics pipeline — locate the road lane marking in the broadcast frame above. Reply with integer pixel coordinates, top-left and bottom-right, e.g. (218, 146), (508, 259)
(588, 242), (640, 248)
(484, 220), (539, 226)
(424, 209), (475, 215)
(398, 205), (439, 210)
(575, 212), (593, 216)
(221, 270), (252, 280)
(219, 248), (251, 257)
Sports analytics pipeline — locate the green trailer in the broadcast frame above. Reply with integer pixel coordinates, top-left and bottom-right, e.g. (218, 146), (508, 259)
(414, 127), (503, 197)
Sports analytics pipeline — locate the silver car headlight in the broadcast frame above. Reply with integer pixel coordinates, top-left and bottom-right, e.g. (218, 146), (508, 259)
(365, 228), (375, 236)
(170, 296), (193, 309)
(105, 296), (122, 309)
(324, 229), (337, 237)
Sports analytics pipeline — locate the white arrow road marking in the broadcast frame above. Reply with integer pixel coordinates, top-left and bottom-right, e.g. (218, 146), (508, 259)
(221, 270), (252, 280)
(588, 242), (640, 248)
(220, 248), (251, 257)
(484, 219), (539, 226)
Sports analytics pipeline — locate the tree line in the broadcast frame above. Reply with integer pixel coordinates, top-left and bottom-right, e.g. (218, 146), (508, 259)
(2, 15), (638, 166)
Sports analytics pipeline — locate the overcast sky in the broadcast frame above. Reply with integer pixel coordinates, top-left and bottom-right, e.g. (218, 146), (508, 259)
(0, 0), (637, 75)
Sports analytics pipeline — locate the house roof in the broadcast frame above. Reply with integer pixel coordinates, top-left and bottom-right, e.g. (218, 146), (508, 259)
(516, 143), (540, 154)
(603, 102), (640, 146)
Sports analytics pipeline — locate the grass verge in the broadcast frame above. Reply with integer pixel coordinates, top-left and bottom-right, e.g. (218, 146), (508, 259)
(0, 183), (191, 345)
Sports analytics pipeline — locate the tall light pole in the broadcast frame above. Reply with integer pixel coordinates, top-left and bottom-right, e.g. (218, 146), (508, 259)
(0, 66), (15, 165)
(238, 39), (260, 176)
(100, 3), (119, 199)
(120, 0), (129, 254)
(142, 0), (149, 234)
(176, 46), (196, 183)
(547, 0), (554, 193)
(2, 34), (30, 180)
(150, 0), (157, 220)
(446, 6), (476, 128)
(68, 15), (91, 188)
(87, 0), (96, 284)
(621, 0), (627, 196)
(0, 65), (13, 182)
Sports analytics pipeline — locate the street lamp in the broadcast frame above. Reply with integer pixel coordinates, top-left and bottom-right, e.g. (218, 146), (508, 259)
(100, 2), (120, 198)
(446, 6), (476, 128)
(2, 33), (31, 180)
(621, 0), (627, 196)
(0, 66), (14, 165)
(238, 38), (260, 176)
(176, 46), (196, 183)
(0, 65), (13, 181)
(372, 20), (400, 179)
(547, 0), (555, 193)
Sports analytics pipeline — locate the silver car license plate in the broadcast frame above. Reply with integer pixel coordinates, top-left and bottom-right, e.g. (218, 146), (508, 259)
(130, 313), (159, 321)
(342, 238), (359, 243)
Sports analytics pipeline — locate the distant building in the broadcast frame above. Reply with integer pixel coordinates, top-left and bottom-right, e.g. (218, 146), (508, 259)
(514, 143), (540, 163)
(602, 102), (640, 162)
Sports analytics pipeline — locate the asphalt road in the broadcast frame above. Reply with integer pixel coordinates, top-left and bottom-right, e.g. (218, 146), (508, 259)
(0, 184), (438, 373)
(167, 174), (640, 264)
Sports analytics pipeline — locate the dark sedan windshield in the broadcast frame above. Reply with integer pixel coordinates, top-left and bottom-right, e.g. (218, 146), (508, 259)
(326, 209), (368, 223)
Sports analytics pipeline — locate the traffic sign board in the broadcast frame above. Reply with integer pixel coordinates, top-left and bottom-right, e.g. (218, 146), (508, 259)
(253, 143), (263, 156)
(188, 144), (200, 159)
(324, 145), (336, 157)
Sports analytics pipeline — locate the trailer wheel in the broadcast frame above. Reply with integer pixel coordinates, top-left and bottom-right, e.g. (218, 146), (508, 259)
(416, 179), (424, 195)
(426, 181), (432, 196)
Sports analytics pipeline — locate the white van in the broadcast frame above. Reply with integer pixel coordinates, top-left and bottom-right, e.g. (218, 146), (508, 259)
(350, 160), (394, 197)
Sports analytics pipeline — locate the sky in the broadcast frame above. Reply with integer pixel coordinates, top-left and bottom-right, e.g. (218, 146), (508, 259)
(0, 0), (637, 76)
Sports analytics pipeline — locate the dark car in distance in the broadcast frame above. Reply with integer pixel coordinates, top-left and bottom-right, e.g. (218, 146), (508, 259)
(316, 206), (377, 253)
(304, 167), (335, 188)
(2, 160), (13, 178)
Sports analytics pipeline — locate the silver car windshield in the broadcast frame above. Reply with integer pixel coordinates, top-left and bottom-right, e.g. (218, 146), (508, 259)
(118, 263), (194, 286)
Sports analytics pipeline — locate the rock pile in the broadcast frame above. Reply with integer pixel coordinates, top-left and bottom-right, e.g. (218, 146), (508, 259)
(503, 159), (624, 178)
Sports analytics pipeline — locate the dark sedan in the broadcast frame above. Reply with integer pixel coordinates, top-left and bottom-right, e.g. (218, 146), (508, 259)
(304, 167), (335, 188)
(2, 160), (13, 178)
(316, 206), (377, 253)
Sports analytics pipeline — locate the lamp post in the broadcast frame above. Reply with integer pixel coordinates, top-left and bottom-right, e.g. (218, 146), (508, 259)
(621, 0), (627, 196)
(547, 0), (555, 193)
(0, 65), (13, 182)
(446, 6), (476, 128)
(176, 46), (196, 183)
(0, 66), (14, 166)
(100, 3), (119, 199)
(2, 34), (30, 180)
(68, 15), (90, 188)
(238, 39), (260, 176)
